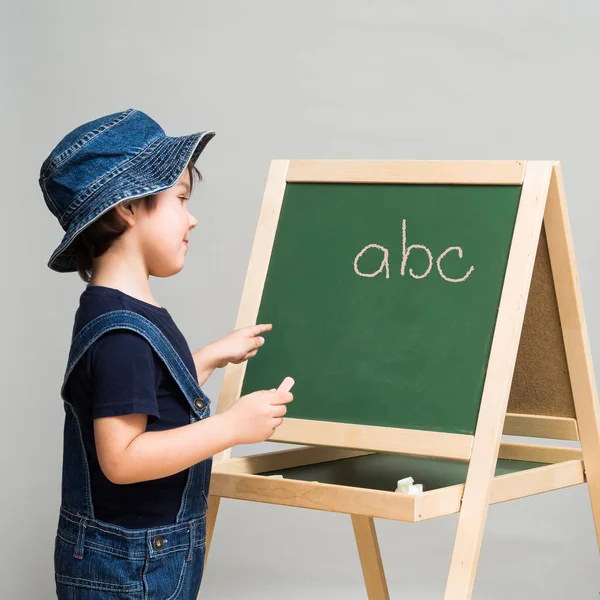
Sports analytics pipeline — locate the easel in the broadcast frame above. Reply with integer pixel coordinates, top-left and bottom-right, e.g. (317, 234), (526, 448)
(200, 161), (600, 599)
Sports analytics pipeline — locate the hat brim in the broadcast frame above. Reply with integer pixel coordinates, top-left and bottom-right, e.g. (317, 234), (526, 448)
(48, 130), (215, 273)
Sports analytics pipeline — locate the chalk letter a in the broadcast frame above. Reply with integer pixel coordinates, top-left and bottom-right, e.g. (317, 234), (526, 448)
(354, 244), (390, 278)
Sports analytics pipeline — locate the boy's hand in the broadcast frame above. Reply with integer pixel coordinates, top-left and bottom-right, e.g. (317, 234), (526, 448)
(224, 377), (295, 445)
(205, 323), (272, 369)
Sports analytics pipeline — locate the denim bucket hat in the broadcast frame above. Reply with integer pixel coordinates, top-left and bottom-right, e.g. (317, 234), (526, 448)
(39, 108), (215, 273)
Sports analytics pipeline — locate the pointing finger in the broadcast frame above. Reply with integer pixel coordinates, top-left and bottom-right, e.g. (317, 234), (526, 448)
(250, 323), (272, 336)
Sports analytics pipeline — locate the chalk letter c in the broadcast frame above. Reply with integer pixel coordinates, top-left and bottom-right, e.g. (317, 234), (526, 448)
(437, 246), (474, 282)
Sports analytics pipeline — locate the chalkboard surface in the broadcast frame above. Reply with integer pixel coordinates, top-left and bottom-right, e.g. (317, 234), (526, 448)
(241, 182), (522, 435)
(259, 453), (547, 492)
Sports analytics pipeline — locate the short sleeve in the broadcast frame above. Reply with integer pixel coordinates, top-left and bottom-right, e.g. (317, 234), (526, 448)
(90, 329), (160, 420)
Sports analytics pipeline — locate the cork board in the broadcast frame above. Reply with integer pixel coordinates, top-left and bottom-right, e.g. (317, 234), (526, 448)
(507, 223), (576, 417)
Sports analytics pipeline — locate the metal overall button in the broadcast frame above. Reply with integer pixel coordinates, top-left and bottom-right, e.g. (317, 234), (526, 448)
(152, 535), (165, 550)
(194, 397), (206, 411)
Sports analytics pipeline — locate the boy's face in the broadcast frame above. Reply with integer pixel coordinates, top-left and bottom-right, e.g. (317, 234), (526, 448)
(137, 168), (198, 277)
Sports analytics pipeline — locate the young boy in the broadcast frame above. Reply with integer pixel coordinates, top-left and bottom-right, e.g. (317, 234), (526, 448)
(40, 107), (293, 599)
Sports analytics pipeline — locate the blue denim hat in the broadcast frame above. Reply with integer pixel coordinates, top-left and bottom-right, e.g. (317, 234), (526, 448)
(39, 108), (215, 273)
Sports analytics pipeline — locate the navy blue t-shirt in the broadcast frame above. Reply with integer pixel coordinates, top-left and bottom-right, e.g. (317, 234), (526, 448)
(64, 285), (197, 529)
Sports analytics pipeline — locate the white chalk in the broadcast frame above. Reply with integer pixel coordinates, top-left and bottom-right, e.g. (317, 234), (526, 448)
(277, 376), (295, 393)
(395, 476), (423, 495)
(267, 474), (284, 479)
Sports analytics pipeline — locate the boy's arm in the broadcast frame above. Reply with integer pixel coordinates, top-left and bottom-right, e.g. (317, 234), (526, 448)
(95, 382), (294, 485)
(95, 412), (236, 484)
(192, 346), (220, 386)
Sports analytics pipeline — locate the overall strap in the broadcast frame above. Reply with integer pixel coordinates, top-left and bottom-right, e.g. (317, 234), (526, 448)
(62, 310), (211, 418)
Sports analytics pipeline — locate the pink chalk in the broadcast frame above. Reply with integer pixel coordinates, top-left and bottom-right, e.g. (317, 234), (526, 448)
(277, 377), (295, 393)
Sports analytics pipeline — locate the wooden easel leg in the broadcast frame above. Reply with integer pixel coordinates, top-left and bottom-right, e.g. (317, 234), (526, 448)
(197, 495), (221, 598)
(204, 494), (221, 566)
(351, 514), (390, 600)
(545, 164), (600, 550)
(444, 162), (554, 599)
(443, 494), (489, 600)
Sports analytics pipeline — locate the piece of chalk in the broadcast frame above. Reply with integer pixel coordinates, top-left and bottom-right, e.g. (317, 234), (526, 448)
(277, 376), (295, 393)
(267, 474), (284, 479)
(395, 476), (423, 495)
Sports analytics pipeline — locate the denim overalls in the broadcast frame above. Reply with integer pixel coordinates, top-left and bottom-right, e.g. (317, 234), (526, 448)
(54, 310), (213, 600)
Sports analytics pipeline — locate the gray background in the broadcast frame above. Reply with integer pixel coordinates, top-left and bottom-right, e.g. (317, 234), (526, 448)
(2, 0), (600, 597)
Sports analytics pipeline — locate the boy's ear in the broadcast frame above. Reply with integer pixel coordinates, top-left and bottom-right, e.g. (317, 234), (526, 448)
(114, 201), (136, 226)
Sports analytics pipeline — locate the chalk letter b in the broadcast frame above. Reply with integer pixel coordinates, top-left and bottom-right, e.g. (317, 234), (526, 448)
(401, 219), (433, 279)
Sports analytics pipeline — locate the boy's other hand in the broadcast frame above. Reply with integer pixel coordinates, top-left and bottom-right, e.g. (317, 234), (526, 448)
(205, 323), (272, 369)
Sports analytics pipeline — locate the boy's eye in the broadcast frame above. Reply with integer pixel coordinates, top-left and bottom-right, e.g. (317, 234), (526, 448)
(179, 196), (189, 202)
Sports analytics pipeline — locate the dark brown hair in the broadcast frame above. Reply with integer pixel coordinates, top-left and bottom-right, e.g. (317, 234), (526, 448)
(71, 162), (202, 283)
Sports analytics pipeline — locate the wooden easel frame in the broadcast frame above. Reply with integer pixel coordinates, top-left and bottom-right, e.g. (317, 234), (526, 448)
(200, 161), (600, 599)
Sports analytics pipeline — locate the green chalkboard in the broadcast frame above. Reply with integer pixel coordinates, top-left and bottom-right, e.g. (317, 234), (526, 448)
(241, 183), (522, 435)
